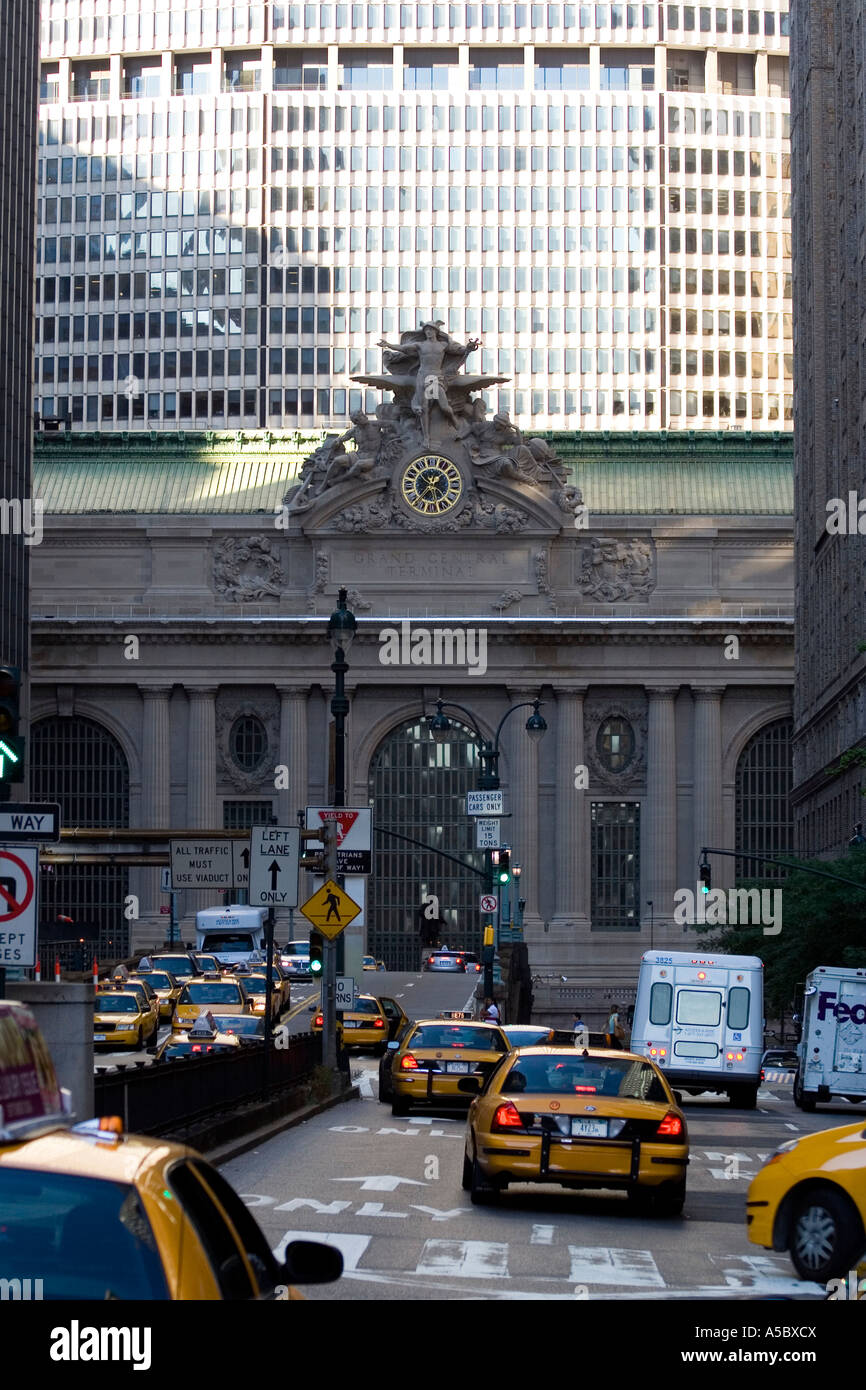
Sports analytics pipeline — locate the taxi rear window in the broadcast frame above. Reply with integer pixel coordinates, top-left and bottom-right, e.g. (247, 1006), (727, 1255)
(95, 994), (139, 1013)
(351, 998), (381, 1015)
(181, 983), (241, 1004)
(410, 1025), (507, 1051)
(500, 1055), (668, 1101)
(151, 956), (196, 976)
(136, 973), (172, 989)
(0, 1170), (168, 1299)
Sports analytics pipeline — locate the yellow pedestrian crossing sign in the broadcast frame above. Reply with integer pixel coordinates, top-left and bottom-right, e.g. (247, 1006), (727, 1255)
(299, 879), (362, 938)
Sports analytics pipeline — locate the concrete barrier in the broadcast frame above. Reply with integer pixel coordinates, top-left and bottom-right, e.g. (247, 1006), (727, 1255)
(10, 982), (94, 1121)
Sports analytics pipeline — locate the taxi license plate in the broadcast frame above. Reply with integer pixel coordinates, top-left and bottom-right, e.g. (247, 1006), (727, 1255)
(343, 1020), (361, 1028)
(94, 1034), (106, 1041)
(446, 1061), (470, 1074)
(571, 1118), (608, 1138)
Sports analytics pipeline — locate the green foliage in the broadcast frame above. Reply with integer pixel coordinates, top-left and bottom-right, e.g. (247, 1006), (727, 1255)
(694, 850), (866, 1014)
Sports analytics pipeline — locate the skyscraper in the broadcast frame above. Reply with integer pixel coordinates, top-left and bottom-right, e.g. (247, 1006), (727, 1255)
(35, 2), (791, 435)
(1, 0), (40, 675)
(791, 1), (866, 856)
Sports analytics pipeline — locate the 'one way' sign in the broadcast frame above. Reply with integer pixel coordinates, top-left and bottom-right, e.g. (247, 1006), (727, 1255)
(249, 826), (300, 908)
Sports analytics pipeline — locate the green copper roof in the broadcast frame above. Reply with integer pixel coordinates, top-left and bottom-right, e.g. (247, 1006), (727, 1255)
(33, 429), (793, 517)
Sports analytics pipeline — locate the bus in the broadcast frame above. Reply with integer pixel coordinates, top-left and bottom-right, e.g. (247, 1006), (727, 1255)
(630, 950), (764, 1109)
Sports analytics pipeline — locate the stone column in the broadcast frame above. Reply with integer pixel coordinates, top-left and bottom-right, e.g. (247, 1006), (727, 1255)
(276, 685), (309, 825)
(186, 687), (218, 828)
(136, 685), (172, 947)
(644, 687), (680, 927)
(506, 686), (542, 934)
(693, 686), (724, 893)
(552, 686), (591, 928)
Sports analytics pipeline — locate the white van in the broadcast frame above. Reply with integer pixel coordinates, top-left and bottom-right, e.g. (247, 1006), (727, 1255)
(195, 905), (266, 970)
(794, 965), (866, 1111)
(631, 950), (764, 1108)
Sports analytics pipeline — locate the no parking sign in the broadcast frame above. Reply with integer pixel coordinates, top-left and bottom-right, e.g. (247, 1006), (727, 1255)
(0, 845), (38, 966)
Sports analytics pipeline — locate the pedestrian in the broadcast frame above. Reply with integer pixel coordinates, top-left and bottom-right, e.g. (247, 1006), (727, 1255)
(482, 997), (501, 1023)
(607, 1003), (627, 1048)
(572, 1011), (588, 1047)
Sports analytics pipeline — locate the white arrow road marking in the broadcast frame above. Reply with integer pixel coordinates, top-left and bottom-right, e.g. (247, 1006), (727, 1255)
(567, 1247), (664, 1287)
(531, 1225), (555, 1245)
(356, 1073), (375, 1098)
(409, 1206), (469, 1221)
(239, 1194), (275, 1207)
(785, 1122), (799, 1131)
(416, 1239), (509, 1279)
(355, 1202), (408, 1218)
(272, 1231), (371, 1271)
(332, 1174), (429, 1191)
(273, 1198), (353, 1214)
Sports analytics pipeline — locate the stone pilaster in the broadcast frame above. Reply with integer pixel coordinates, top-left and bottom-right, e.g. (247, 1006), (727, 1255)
(276, 685), (309, 825)
(692, 686), (724, 895)
(186, 686), (218, 828)
(644, 687), (680, 926)
(552, 686), (591, 925)
(135, 685), (172, 947)
(506, 686), (543, 934)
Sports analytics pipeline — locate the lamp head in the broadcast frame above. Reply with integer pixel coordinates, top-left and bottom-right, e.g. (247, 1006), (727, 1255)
(525, 700), (547, 741)
(328, 587), (357, 655)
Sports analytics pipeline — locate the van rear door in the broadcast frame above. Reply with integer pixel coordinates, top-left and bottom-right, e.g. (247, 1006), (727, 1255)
(671, 982), (726, 1072)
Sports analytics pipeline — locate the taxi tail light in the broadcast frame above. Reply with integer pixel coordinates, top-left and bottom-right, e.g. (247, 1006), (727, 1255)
(400, 1053), (419, 1070)
(314, 1013), (324, 1027)
(491, 1102), (524, 1132)
(656, 1112), (684, 1138)
(373, 1017), (385, 1028)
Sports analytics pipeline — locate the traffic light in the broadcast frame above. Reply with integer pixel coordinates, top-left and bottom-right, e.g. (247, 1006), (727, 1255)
(308, 930), (324, 976)
(497, 850), (511, 884)
(0, 666), (23, 784)
(699, 860), (712, 894)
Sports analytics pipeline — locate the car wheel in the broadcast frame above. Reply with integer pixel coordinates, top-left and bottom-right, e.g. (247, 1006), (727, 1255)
(373, 1043), (387, 1058)
(461, 1151), (473, 1192)
(793, 1072), (817, 1113)
(627, 1186), (656, 1215)
(469, 1154), (499, 1206)
(653, 1179), (687, 1218)
(790, 1186), (865, 1282)
(729, 1084), (758, 1110)
(136, 1027), (143, 1048)
(379, 1062), (392, 1103)
(391, 1095), (410, 1117)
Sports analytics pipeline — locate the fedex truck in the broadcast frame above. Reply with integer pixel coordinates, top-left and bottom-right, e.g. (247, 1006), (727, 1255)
(195, 905), (266, 969)
(794, 966), (866, 1111)
(631, 950), (764, 1108)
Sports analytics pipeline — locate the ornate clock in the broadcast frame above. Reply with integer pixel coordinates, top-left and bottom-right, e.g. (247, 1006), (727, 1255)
(400, 455), (465, 516)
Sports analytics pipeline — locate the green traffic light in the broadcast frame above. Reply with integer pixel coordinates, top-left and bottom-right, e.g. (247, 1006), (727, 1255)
(498, 870), (509, 883)
(309, 959), (322, 974)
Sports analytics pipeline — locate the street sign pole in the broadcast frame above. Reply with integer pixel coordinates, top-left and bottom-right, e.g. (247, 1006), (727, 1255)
(263, 905), (275, 1097)
(322, 821), (338, 1071)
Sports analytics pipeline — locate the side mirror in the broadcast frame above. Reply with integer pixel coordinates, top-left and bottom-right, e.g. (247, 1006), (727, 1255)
(673, 1090), (684, 1106)
(280, 1239), (343, 1286)
(456, 1076), (482, 1094)
(386, 1040), (399, 1051)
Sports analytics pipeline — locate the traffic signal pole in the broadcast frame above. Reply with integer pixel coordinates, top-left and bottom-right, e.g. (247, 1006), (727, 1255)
(321, 820), (339, 1070)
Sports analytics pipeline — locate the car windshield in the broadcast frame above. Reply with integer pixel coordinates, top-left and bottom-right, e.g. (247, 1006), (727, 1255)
(410, 1025), (507, 1051)
(134, 973), (172, 989)
(500, 1055), (669, 1101)
(200, 933), (255, 952)
(0, 1170), (169, 1299)
(194, 956), (220, 971)
(95, 995), (139, 1014)
(181, 983), (241, 1004)
(211, 1015), (263, 1036)
(151, 956), (196, 977)
(282, 943), (309, 957)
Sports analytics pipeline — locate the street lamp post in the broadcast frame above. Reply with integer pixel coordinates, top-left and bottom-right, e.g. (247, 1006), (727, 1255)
(646, 899), (654, 952)
(427, 696), (546, 995)
(321, 588), (357, 1071)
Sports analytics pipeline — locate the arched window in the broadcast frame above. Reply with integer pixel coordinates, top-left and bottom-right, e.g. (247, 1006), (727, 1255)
(30, 716), (130, 960)
(229, 715), (268, 772)
(735, 718), (794, 878)
(596, 716), (636, 773)
(367, 716), (482, 970)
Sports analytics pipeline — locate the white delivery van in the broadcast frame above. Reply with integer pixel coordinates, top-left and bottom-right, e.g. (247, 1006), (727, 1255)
(794, 965), (866, 1112)
(195, 905), (266, 969)
(631, 949), (764, 1108)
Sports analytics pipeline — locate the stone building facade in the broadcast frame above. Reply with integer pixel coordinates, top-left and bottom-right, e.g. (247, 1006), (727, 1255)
(30, 423), (794, 1009)
(790, 0), (866, 855)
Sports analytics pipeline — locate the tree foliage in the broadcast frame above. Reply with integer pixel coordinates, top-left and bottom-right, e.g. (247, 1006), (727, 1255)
(693, 850), (866, 1015)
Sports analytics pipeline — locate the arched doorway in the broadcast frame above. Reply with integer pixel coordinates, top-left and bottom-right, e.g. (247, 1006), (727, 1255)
(31, 715), (130, 962)
(367, 715), (482, 970)
(735, 718), (794, 878)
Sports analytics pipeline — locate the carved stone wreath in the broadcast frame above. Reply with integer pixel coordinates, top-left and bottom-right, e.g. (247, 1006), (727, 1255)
(213, 536), (284, 602)
(584, 697), (648, 791)
(216, 694), (280, 792)
(331, 491), (529, 534)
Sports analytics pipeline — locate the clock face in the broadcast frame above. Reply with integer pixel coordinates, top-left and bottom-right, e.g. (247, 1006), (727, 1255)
(400, 455), (464, 515)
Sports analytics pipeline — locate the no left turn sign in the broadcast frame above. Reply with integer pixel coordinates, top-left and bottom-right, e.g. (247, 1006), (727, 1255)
(0, 844), (38, 967)
(0, 848), (36, 922)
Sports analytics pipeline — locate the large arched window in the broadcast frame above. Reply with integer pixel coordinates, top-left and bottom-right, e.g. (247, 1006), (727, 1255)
(31, 716), (130, 961)
(735, 718), (794, 879)
(367, 716), (482, 970)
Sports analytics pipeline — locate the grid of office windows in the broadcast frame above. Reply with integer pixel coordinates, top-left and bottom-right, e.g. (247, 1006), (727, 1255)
(35, 7), (792, 432)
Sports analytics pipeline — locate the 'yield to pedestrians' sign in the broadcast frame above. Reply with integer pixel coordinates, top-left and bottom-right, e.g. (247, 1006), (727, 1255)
(0, 844), (38, 966)
(300, 879), (362, 939)
(249, 826), (300, 908)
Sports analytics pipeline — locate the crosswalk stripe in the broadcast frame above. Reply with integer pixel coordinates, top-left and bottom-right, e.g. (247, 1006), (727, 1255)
(272, 1230), (372, 1270)
(567, 1246), (664, 1287)
(416, 1238), (510, 1278)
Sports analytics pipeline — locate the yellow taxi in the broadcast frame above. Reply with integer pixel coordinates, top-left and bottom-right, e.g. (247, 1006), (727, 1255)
(152, 1012), (244, 1061)
(94, 985), (159, 1049)
(0, 999), (343, 1299)
(100, 974), (159, 1014)
(388, 1012), (511, 1118)
(461, 1046), (690, 1213)
(129, 969), (182, 1023)
(311, 993), (408, 1055)
(746, 1120), (866, 1285)
(174, 972), (252, 1031)
(234, 965), (291, 1016)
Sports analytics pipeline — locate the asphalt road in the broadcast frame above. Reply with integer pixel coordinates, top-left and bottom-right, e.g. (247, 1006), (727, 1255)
(222, 973), (866, 1301)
